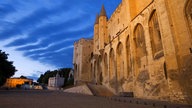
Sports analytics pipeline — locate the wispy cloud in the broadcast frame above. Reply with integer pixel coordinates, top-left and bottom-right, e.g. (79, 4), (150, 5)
(54, 45), (74, 53)
(27, 38), (78, 52)
(0, 0), (121, 78)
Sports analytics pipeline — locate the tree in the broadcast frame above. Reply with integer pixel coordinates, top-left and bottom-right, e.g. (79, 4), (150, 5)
(0, 50), (17, 86)
(37, 74), (44, 83)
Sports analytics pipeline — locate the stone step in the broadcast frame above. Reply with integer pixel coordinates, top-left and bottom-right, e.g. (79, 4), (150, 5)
(87, 84), (114, 97)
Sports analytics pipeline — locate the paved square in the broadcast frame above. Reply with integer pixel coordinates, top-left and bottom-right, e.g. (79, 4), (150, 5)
(0, 90), (152, 108)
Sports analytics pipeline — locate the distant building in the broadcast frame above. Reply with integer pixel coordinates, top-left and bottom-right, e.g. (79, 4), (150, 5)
(48, 73), (64, 89)
(4, 77), (33, 88)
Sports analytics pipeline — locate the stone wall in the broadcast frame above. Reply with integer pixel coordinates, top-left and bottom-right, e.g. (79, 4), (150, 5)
(73, 0), (192, 104)
(73, 39), (93, 84)
(102, 0), (191, 104)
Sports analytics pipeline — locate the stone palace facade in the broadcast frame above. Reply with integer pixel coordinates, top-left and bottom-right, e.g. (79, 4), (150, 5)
(73, 0), (192, 104)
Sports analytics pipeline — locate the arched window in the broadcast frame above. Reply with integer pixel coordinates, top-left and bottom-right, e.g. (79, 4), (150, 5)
(186, 0), (192, 41)
(134, 24), (147, 68)
(149, 10), (163, 59)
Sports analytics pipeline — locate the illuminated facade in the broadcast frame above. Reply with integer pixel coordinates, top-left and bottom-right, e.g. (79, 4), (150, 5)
(73, 0), (192, 104)
(4, 78), (33, 88)
(73, 38), (93, 84)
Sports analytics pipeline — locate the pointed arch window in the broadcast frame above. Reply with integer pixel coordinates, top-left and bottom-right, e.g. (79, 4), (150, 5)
(134, 24), (147, 69)
(134, 24), (147, 57)
(149, 10), (164, 59)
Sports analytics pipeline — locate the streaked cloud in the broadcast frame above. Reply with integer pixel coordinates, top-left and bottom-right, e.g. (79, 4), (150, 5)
(54, 45), (74, 53)
(0, 0), (121, 79)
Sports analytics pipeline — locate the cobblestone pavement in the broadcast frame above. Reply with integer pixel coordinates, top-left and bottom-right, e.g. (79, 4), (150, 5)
(0, 90), (191, 108)
(0, 90), (152, 108)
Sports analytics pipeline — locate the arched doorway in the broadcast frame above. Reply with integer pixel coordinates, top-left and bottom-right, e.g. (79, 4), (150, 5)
(134, 23), (149, 97)
(116, 42), (124, 92)
(116, 42), (124, 82)
(109, 48), (117, 92)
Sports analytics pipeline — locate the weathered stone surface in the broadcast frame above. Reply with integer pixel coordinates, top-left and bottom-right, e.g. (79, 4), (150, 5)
(137, 70), (149, 83)
(73, 39), (93, 84)
(73, 0), (192, 104)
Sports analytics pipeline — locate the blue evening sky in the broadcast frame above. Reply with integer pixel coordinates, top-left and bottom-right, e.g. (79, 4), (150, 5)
(0, 0), (121, 80)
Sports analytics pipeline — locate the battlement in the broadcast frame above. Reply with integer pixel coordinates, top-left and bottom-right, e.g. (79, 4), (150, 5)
(108, 2), (122, 24)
